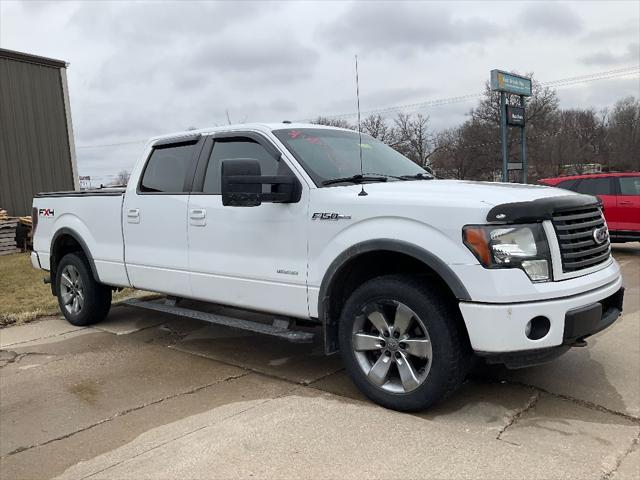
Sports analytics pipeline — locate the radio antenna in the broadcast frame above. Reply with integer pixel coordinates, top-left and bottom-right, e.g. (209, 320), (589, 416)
(355, 54), (367, 196)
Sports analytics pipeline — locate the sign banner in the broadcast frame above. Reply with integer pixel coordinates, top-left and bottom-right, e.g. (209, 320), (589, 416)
(507, 105), (526, 126)
(491, 70), (532, 96)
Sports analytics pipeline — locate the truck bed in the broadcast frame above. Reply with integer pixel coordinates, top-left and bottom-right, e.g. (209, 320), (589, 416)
(32, 190), (130, 287)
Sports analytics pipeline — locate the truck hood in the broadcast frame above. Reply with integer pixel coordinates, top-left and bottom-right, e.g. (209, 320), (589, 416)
(349, 179), (576, 207)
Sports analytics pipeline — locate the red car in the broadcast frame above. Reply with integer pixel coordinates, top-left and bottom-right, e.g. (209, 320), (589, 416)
(539, 172), (640, 242)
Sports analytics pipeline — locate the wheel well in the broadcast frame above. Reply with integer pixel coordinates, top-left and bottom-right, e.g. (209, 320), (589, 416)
(50, 233), (92, 294)
(321, 249), (469, 353)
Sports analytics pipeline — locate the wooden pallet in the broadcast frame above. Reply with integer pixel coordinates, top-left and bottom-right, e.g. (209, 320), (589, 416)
(0, 210), (20, 254)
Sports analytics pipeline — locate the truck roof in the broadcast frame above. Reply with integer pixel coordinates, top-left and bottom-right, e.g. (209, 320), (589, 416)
(147, 122), (350, 144)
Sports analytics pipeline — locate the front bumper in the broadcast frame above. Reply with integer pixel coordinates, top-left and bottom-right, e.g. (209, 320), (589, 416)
(459, 274), (624, 354)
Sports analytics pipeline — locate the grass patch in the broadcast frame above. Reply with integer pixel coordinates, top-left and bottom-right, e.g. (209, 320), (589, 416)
(0, 252), (150, 328)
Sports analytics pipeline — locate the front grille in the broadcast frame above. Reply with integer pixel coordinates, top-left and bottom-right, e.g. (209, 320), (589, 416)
(552, 205), (611, 273)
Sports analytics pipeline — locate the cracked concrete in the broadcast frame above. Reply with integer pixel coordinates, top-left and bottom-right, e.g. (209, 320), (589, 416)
(603, 434), (640, 480)
(496, 391), (540, 441)
(610, 435), (640, 479)
(3, 371), (251, 458)
(0, 245), (638, 479)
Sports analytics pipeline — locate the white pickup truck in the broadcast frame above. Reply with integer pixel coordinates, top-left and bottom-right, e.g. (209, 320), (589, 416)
(31, 123), (624, 411)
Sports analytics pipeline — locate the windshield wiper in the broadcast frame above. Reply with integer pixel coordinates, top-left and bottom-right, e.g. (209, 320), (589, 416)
(399, 173), (433, 180)
(322, 174), (389, 186)
(363, 172), (434, 181)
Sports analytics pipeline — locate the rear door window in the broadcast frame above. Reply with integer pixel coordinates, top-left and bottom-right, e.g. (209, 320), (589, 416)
(574, 178), (613, 195)
(140, 143), (196, 193)
(618, 176), (640, 195)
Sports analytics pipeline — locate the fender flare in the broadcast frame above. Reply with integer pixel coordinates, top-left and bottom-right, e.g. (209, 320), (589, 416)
(318, 239), (471, 354)
(50, 227), (101, 288)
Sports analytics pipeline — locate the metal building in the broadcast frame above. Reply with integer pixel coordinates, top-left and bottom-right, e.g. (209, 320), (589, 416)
(0, 48), (78, 216)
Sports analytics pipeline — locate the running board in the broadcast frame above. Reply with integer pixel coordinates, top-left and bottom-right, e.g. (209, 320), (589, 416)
(122, 298), (314, 343)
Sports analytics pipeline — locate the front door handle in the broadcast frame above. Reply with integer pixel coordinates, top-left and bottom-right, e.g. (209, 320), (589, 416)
(127, 208), (140, 224)
(618, 201), (633, 205)
(190, 208), (206, 226)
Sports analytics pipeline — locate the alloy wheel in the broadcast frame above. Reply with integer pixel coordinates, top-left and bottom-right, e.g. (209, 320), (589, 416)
(60, 265), (85, 315)
(351, 300), (432, 393)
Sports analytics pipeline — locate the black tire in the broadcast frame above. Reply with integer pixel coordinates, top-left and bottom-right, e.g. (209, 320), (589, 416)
(339, 274), (469, 411)
(56, 253), (112, 326)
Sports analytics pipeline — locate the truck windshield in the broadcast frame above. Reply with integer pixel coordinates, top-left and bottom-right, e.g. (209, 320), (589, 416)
(272, 128), (429, 187)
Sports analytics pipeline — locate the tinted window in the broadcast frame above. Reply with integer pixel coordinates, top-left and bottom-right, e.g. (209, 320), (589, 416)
(273, 128), (426, 186)
(556, 179), (578, 191)
(574, 178), (612, 195)
(140, 144), (195, 193)
(203, 138), (278, 194)
(618, 176), (640, 195)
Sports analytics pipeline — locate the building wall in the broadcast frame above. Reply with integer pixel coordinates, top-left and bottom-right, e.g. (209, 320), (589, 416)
(0, 54), (75, 216)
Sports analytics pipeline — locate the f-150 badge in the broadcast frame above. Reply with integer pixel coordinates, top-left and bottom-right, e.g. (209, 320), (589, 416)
(312, 212), (352, 220)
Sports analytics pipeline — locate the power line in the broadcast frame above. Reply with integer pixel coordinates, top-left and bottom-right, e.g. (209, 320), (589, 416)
(76, 139), (146, 149)
(542, 66), (640, 86)
(321, 65), (640, 120)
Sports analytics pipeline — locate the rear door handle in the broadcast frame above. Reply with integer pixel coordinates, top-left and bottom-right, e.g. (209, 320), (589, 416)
(127, 208), (140, 224)
(618, 201), (633, 205)
(190, 208), (206, 226)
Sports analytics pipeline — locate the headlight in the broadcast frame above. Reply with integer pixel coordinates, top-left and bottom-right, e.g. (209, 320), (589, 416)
(463, 223), (552, 282)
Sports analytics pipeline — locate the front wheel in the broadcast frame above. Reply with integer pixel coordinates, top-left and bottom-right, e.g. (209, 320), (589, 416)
(56, 253), (112, 326)
(339, 275), (469, 411)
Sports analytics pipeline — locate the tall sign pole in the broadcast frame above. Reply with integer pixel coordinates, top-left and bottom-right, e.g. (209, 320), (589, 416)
(500, 91), (508, 182)
(520, 95), (527, 183)
(491, 70), (532, 182)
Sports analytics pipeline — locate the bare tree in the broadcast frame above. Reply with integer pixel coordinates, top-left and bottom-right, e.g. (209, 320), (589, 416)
(605, 96), (640, 171)
(432, 120), (498, 180)
(310, 116), (354, 129)
(114, 170), (131, 186)
(393, 113), (438, 167)
(361, 114), (396, 143)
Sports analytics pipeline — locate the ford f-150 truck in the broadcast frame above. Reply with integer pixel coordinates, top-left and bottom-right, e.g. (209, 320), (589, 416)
(31, 123), (624, 411)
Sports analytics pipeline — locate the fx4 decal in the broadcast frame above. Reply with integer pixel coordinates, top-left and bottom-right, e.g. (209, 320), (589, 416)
(39, 208), (55, 217)
(312, 212), (351, 220)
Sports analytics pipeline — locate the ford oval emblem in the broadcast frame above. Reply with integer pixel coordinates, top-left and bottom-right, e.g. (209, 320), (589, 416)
(593, 226), (608, 245)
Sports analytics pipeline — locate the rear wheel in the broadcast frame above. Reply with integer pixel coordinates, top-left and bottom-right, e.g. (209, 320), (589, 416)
(339, 275), (469, 411)
(56, 253), (111, 326)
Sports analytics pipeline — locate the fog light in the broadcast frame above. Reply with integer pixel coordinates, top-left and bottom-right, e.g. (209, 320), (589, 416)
(521, 259), (549, 282)
(526, 316), (551, 340)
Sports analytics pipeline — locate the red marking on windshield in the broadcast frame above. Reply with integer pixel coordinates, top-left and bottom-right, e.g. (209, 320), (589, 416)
(288, 130), (302, 139)
(305, 136), (320, 144)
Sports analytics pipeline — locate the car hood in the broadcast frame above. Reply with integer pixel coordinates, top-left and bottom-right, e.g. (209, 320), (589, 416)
(347, 179), (576, 207)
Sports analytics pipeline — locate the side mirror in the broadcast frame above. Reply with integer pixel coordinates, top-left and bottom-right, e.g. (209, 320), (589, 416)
(221, 158), (300, 207)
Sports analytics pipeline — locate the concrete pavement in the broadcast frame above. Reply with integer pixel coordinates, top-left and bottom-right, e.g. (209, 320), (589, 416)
(1, 246), (638, 479)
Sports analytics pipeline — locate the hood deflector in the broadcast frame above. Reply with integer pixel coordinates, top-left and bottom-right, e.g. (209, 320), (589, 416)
(486, 194), (600, 223)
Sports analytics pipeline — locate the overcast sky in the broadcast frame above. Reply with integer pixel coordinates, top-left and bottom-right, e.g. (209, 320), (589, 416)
(1, 0), (639, 183)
